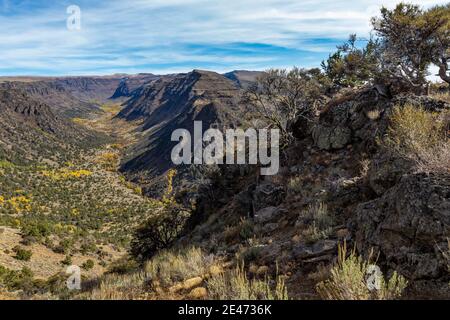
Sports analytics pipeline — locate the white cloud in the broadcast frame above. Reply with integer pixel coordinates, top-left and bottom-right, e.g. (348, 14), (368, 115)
(0, 0), (447, 75)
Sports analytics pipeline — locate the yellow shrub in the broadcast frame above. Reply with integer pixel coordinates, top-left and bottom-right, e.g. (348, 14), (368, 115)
(96, 152), (119, 171)
(316, 242), (407, 300)
(41, 169), (92, 180)
(385, 104), (449, 173)
(133, 186), (143, 196)
(6, 196), (32, 214)
(162, 169), (177, 205)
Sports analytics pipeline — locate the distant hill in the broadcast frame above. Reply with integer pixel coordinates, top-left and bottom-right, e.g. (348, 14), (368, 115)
(0, 75), (132, 118)
(118, 70), (250, 196)
(223, 70), (263, 89)
(0, 88), (105, 163)
(110, 74), (160, 99)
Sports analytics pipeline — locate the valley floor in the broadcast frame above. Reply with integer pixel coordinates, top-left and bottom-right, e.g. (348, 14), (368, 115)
(0, 103), (158, 299)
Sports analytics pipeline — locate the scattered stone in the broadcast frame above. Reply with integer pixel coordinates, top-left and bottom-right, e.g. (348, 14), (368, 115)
(254, 206), (284, 224)
(293, 240), (338, 260)
(188, 287), (208, 299)
(183, 277), (203, 290)
(168, 282), (184, 293)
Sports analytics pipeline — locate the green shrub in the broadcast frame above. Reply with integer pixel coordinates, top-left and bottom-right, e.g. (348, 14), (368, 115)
(131, 203), (190, 262)
(238, 219), (254, 240)
(54, 238), (74, 254)
(0, 266), (36, 293)
(82, 259), (95, 271)
(316, 242), (407, 300)
(61, 255), (73, 266)
(13, 246), (33, 261)
(21, 220), (52, 240)
(237, 246), (263, 265)
(105, 257), (138, 275)
(297, 202), (334, 243)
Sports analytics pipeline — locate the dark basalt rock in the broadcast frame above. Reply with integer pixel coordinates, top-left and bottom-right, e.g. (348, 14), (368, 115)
(253, 182), (286, 212)
(353, 173), (450, 294)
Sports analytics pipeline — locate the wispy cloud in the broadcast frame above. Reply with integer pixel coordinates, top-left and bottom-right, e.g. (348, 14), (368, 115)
(0, 0), (447, 75)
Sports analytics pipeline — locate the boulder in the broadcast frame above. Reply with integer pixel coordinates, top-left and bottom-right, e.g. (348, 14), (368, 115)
(292, 240), (338, 260)
(183, 277), (203, 290)
(312, 125), (352, 150)
(254, 207), (284, 224)
(353, 173), (450, 288)
(188, 287), (208, 299)
(367, 153), (414, 195)
(253, 183), (285, 211)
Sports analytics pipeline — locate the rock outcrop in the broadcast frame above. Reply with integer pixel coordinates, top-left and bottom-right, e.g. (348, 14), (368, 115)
(353, 173), (450, 297)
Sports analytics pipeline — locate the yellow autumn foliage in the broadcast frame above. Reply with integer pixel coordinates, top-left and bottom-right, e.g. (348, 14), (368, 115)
(161, 169), (177, 205)
(96, 152), (119, 171)
(41, 169), (93, 181)
(5, 196), (32, 213)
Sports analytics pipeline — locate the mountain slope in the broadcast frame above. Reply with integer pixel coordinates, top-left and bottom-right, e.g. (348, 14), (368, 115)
(118, 70), (248, 195)
(0, 81), (103, 118)
(223, 70), (263, 89)
(0, 75), (131, 118)
(110, 74), (160, 99)
(52, 76), (123, 102)
(0, 89), (105, 163)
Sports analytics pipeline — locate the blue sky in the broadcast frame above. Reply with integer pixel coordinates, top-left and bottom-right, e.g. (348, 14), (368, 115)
(0, 0), (447, 76)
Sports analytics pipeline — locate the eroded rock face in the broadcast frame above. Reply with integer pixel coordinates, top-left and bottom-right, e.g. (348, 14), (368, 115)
(312, 125), (352, 150)
(367, 153), (415, 196)
(353, 173), (450, 292)
(254, 206), (285, 224)
(313, 88), (391, 151)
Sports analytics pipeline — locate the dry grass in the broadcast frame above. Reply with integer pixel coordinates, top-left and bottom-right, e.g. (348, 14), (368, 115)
(297, 202), (334, 243)
(87, 272), (147, 300)
(84, 247), (217, 300)
(287, 176), (303, 194)
(359, 159), (371, 177)
(316, 242), (407, 300)
(82, 247), (291, 300)
(385, 104), (449, 174)
(207, 264), (288, 300)
(431, 91), (450, 104)
(144, 247), (215, 287)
